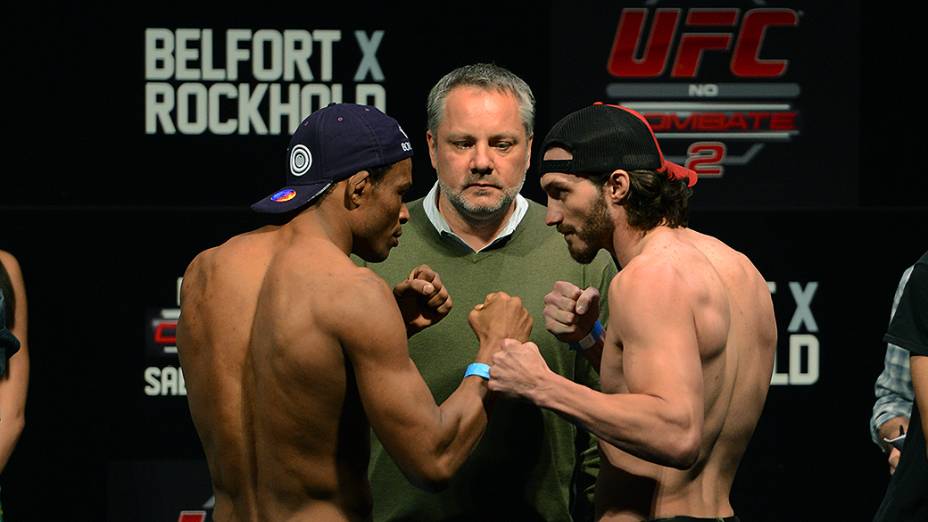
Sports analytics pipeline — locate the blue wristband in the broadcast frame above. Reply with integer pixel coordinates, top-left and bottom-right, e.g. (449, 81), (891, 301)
(464, 362), (491, 380)
(569, 320), (604, 351)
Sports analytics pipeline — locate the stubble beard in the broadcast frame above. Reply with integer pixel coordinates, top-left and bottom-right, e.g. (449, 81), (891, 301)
(438, 173), (526, 223)
(565, 195), (612, 264)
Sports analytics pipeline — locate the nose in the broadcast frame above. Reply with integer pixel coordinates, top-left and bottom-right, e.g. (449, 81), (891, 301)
(399, 203), (409, 224)
(544, 200), (562, 227)
(470, 142), (493, 176)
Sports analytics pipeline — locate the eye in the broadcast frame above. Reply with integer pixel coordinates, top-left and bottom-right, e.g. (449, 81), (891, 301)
(452, 140), (474, 150)
(546, 186), (565, 200)
(495, 141), (513, 151)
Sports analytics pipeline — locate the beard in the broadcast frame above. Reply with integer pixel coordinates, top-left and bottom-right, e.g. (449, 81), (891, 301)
(438, 174), (525, 222)
(561, 195), (612, 264)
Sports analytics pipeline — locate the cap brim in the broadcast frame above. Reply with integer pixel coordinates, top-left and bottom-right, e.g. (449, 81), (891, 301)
(251, 181), (334, 214)
(661, 161), (698, 188)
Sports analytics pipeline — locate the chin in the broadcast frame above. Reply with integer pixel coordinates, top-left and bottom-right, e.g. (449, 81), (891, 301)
(567, 242), (599, 265)
(354, 244), (391, 263)
(367, 248), (391, 263)
(460, 194), (509, 214)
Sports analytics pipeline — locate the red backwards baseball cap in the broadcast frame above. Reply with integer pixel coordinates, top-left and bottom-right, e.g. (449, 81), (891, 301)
(540, 102), (697, 188)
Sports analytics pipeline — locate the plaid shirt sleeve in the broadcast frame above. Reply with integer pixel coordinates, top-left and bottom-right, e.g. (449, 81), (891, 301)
(870, 267), (916, 448)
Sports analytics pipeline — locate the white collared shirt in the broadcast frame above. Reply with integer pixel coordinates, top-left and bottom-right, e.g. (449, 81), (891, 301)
(422, 182), (529, 253)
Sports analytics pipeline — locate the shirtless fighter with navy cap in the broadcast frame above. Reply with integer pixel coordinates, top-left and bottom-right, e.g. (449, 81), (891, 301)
(177, 103), (531, 521)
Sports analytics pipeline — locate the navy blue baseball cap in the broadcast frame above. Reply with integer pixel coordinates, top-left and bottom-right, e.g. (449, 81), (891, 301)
(252, 103), (414, 214)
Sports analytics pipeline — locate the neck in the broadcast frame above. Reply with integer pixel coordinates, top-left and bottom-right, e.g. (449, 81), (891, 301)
(284, 202), (354, 256)
(436, 190), (516, 251)
(610, 219), (672, 268)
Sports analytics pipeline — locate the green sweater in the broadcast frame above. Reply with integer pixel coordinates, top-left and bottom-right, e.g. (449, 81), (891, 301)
(366, 198), (617, 522)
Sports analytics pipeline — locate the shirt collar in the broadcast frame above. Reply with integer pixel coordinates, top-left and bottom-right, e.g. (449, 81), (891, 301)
(422, 182), (529, 253)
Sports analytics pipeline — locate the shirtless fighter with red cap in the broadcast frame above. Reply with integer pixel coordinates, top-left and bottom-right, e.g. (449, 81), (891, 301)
(489, 103), (776, 522)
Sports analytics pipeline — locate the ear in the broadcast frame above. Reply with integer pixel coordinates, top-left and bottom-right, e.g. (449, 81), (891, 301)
(604, 169), (630, 204)
(426, 130), (439, 170)
(344, 170), (373, 209)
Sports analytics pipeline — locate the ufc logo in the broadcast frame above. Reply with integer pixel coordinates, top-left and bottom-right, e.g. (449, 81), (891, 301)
(608, 8), (799, 78)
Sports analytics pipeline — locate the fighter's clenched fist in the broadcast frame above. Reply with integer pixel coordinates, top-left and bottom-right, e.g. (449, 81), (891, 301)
(543, 281), (600, 343)
(468, 292), (533, 362)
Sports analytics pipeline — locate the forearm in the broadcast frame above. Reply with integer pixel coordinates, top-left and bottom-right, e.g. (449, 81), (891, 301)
(430, 377), (492, 478)
(532, 371), (699, 469)
(431, 337), (499, 459)
(420, 340), (502, 483)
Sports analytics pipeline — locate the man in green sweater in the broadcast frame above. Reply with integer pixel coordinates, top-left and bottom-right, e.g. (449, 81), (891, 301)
(366, 64), (617, 521)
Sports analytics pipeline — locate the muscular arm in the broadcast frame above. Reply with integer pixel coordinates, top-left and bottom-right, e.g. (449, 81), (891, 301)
(0, 251), (29, 472)
(338, 273), (505, 490)
(530, 266), (704, 469)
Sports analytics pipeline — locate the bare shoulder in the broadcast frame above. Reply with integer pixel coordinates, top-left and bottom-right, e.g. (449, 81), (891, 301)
(179, 246), (218, 306)
(686, 229), (776, 336)
(209, 226), (278, 270)
(328, 265), (396, 317)
(181, 227), (278, 297)
(609, 254), (686, 304)
(688, 229), (765, 284)
(324, 264), (405, 350)
(182, 245), (215, 280)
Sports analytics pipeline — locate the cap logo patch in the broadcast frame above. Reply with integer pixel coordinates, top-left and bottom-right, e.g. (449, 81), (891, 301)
(398, 125), (412, 151)
(271, 189), (297, 203)
(290, 145), (312, 177)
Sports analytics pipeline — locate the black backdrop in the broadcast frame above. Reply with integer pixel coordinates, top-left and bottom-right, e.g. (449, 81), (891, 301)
(1, 1), (926, 521)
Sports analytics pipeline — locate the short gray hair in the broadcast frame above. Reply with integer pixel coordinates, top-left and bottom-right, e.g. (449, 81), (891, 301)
(426, 63), (535, 138)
